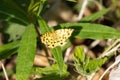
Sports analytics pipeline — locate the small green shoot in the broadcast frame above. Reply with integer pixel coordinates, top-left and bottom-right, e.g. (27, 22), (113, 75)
(74, 46), (107, 76)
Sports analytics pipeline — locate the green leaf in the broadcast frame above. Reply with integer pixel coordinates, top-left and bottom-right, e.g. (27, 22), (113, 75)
(84, 57), (107, 74)
(0, 41), (19, 59)
(51, 46), (64, 74)
(0, 0), (29, 25)
(80, 8), (110, 22)
(67, 0), (77, 2)
(32, 64), (59, 75)
(73, 46), (89, 75)
(16, 24), (37, 80)
(3, 22), (26, 41)
(28, 1), (40, 14)
(37, 16), (51, 34)
(28, 0), (46, 15)
(59, 23), (120, 39)
(73, 46), (107, 75)
(74, 46), (85, 63)
(32, 64), (69, 80)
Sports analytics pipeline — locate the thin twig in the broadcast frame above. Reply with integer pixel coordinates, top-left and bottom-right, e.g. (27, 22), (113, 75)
(89, 40), (101, 49)
(86, 72), (95, 80)
(0, 61), (9, 80)
(102, 39), (120, 56)
(98, 40), (120, 80)
(99, 43), (120, 59)
(77, 0), (88, 20)
(99, 54), (120, 80)
(64, 46), (73, 62)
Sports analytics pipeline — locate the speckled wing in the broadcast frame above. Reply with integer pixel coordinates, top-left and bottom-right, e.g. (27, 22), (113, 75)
(40, 29), (74, 48)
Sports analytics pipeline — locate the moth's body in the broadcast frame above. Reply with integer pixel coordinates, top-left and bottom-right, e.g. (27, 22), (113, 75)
(40, 29), (74, 48)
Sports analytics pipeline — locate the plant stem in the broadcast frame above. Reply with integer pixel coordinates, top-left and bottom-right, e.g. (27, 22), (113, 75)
(78, 0), (88, 20)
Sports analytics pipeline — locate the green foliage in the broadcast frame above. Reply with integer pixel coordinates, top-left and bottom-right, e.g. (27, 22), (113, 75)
(74, 46), (85, 64)
(38, 15), (67, 78)
(2, 22), (26, 41)
(67, 0), (77, 2)
(37, 16), (51, 34)
(0, 41), (19, 59)
(16, 24), (37, 80)
(28, 0), (47, 15)
(84, 58), (107, 74)
(0, 0), (119, 80)
(51, 47), (65, 75)
(0, 0), (29, 25)
(80, 8), (110, 22)
(32, 64), (69, 80)
(59, 23), (120, 39)
(74, 46), (107, 75)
